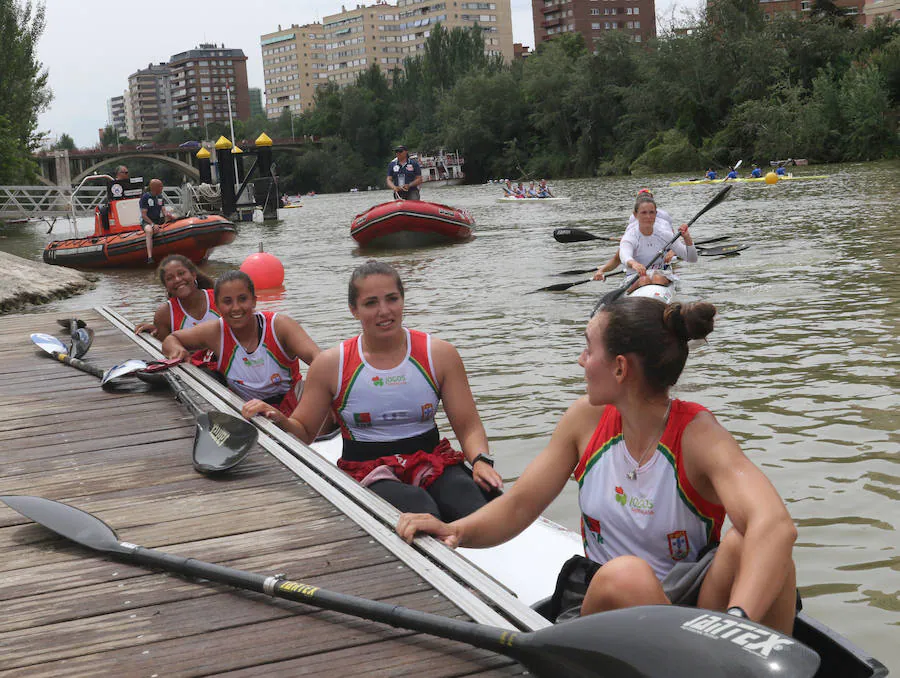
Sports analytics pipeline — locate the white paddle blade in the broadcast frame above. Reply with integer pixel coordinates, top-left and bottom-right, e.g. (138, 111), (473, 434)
(31, 333), (68, 356)
(101, 359), (149, 386)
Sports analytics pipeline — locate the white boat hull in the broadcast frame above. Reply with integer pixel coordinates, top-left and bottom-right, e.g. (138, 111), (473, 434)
(311, 434), (582, 606)
(498, 196), (568, 203)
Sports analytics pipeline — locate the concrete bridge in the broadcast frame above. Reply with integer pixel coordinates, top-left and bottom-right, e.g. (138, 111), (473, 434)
(33, 137), (319, 187)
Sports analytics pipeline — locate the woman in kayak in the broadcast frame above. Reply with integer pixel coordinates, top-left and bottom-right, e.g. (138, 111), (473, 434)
(161, 270), (322, 418)
(398, 297), (798, 634)
(241, 260), (504, 520)
(593, 190), (675, 282)
(135, 255), (218, 341)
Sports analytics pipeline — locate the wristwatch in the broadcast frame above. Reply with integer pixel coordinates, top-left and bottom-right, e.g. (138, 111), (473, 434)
(726, 606), (749, 619)
(472, 453), (495, 467)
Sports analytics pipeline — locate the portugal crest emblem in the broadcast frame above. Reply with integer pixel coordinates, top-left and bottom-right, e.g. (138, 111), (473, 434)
(667, 530), (689, 561)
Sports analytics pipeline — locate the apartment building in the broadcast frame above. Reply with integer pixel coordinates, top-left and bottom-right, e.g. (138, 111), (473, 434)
(261, 0), (514, 118)
(863, 0), (899, 23)
(748, 0), (865, 22)
(106, 95), (127, 137)
(532, 0), (656, 48)
(124, 64), (173, 141)
(169, 44), (250, 131)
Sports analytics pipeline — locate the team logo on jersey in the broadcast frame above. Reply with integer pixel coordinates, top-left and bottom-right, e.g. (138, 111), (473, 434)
(111, 184), (124, 197)
(614, 486), (627, 507)
(667, 530), (689, 561)
(405, 164), (413, 171)
(372, 375), (406, 387)
(242, 356), (265, 368)
(353, 412), (372, 427)
(583, 514), (603, 544)
(269, 373), (284, 385)
(421, 402), (434, 420)
(372, 376), (384, 386)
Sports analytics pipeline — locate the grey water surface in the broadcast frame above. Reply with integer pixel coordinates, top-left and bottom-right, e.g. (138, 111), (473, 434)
(4, 160), (898, 670)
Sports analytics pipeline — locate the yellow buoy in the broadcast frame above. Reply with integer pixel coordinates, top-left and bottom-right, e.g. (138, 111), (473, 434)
(765, 172), (778, 185)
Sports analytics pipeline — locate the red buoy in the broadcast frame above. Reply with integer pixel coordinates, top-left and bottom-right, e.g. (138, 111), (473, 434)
(240, 245), (285, 290)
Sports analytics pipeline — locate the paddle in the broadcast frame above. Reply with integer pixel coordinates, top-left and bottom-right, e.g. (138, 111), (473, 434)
(533, 271), (624, 293)
(69, 326), (94, 359)
(698, 243), (749, 257)
(57, 318), (87, 331)
(554, 228), (731, 248)
(157, 369), (258, 474)
(0, 495), (821, 678)
(31, 333), (147, 384)
(591, 185), (733, 315)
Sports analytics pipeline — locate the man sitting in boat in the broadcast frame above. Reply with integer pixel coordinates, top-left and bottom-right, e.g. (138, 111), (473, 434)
(705, 168), (717, 180)
(620, 193), (697, 291)
(387, 145), (423, 201)
(750, 164), (763, 178)
(98, 165), (133, 231)
(140, 179), (173, 264)
(775, 165), (787, 177)
(725, 167), (738, 181)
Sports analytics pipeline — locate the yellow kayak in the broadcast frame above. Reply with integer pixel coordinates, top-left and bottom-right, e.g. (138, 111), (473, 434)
(669, 174), (828, 186)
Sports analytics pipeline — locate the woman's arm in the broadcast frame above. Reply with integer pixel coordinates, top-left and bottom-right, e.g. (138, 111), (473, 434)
(397, 396), (596, 548)
(162, 319), (219, 361)
(134, 301), (170, 338)
(242, 347), (339, 443)
(670, 224), (698, 262)
(432, 338), (502, 492)
(593, 253), (621, 281)
(683, 412), (797, 621)
(274, 313), (322, 365)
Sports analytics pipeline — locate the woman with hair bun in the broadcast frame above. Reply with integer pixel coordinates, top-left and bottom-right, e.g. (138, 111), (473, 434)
(398, 297), (798, 634)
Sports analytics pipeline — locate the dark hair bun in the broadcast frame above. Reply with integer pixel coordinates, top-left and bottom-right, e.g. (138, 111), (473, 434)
(663, 302), (716, 341)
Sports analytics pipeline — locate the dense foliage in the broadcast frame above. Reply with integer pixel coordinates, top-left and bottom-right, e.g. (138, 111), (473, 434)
(46, 1), (900, 192)
(0, 0), (51, 184)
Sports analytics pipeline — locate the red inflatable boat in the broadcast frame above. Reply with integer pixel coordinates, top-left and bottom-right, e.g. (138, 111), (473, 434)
(43, 196), (236, 268)
(350, 199), (474, 247)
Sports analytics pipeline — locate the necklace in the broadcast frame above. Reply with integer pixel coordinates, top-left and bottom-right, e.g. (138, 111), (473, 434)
(626, 400), (671, 481)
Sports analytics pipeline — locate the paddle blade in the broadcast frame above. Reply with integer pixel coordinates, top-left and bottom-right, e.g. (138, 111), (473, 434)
(101, 359), (149, 386)
(0, 495), (131, 555)
(553, 228), (601, 243)
(554, 268), (599, 276)
(590, 274), (639, 316)
(523, 606), (820, 678)
(532, 279), (594, 293)
(31, 332), (68, 356)
(57, 318), (87, 331)
(70, 327), (94, 359)
(192, 412), (257, 474)
(699, 243), (749, 257)
(694, 235), (731, 247)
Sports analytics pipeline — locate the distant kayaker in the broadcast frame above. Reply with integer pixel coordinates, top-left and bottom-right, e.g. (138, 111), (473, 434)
(705, 168), (717, 180)
(387, 145), (423, 201)
(398, 296), (798, 635)
(134, 254), (218, 342)
(725, 168), (738, 180)
(620, 193), (696, 291)
(775, 165), (787, 176)
(241, 260), (504, 520)
(162, 270), (322, 419)
(140, 179), (173, 264)
(750, 165), (763, 178)
(539, 179), (554, 198)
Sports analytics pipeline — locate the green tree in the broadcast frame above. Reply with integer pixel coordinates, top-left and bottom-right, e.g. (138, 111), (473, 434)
(0, 0), (52, 183)
(52, 132), (75, 150)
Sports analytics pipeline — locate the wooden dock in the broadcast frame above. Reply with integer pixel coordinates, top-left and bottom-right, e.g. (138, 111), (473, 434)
(0, 309), (532, 676)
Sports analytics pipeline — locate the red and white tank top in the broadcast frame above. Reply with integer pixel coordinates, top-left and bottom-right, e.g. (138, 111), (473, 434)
(168, 289), (219, 331)
(215, 311), (301, 401)
(574, 400), (725, 580)
(332, 328), (440, 442)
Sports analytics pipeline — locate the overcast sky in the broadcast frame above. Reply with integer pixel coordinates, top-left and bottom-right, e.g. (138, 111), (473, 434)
(37, 0), (702, 147)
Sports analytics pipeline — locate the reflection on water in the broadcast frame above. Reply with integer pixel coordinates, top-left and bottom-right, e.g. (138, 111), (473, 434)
(4, 161), (898, 667)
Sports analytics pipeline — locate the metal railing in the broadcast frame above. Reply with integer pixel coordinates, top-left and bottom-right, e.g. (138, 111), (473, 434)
(0, 184), (187, 220)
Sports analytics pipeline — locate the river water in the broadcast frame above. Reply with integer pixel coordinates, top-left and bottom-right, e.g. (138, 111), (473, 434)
(4, 161), (898, 670)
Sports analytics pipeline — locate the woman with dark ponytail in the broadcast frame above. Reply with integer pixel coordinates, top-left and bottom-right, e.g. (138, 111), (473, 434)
(398, 297), (798, 634)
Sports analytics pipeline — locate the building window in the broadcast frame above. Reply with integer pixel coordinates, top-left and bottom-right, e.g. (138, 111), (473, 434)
(591, 8), (599, 14)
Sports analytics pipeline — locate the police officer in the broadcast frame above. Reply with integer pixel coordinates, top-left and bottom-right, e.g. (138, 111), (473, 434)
(386, 145), (423, 201)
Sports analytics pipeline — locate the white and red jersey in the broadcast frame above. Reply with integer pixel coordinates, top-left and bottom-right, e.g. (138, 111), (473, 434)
(169, 289), (219, 331)
(215, 311), (301, 401)
(575, 400), (725, 580)
(332, 328), (440, 442)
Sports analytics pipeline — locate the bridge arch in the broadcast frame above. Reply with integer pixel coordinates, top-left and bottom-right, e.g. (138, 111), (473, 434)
(73, 153), (200, 184)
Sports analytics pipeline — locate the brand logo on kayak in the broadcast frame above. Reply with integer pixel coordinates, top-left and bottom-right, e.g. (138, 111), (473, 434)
(353, 412), (372, 427)
(583, 514), (603, 544)
(438, 208), (455, 217)
(680, 614), (794, 659)
(667, 530), (689, 561)
(372, 375), (406, 387)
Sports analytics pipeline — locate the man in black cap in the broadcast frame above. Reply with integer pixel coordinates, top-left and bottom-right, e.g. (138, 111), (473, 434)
(386, 144), (423, 201)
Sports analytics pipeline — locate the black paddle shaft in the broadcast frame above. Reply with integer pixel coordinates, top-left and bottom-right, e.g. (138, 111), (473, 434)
(51, 351), (105, 379)
(162, 371), (206, 418)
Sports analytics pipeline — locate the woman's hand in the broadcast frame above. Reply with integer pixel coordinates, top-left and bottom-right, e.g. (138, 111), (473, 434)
(592, 268), (606, 281)
(162, 342), (192, 362)
(134, 322), (158, 337)
(629, 260), (647, 276)
(242, 398), (285, 426)
(678, 223), (693, 245)
(472, 460), (503, 493)
(396, 512), (462, 547)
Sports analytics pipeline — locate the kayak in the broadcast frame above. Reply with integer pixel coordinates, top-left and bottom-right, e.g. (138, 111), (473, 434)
(310, 432), (582, 606)
(350, 199), (474, 248)
(670, 174), (828, 187)
(498, 196), (569, 202)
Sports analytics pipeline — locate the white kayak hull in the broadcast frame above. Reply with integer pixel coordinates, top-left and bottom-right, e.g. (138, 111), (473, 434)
(311, 433), (582, 606)
(498, 196), (568, 203)
(628, 283), (675, 304)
